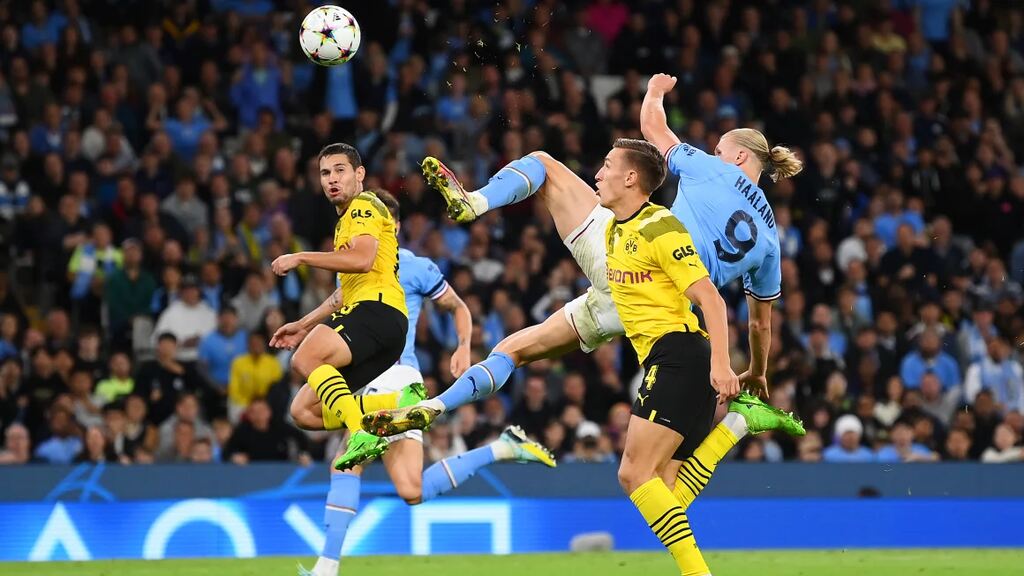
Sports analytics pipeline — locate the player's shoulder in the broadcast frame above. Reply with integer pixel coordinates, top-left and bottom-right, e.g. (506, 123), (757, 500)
(351, 191), (391, 218)
(633, 203), (687, 241)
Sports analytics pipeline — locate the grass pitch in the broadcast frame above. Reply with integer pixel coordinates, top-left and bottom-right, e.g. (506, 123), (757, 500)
(3, 549), (1023, 576)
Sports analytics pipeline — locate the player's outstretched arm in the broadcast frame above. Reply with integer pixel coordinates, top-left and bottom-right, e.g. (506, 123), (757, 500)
(272, 234), (379, 276)
(684, 277), (739, 403)
(640, 73), (682, 157)
(739, 296), (773, 399)
(269, 287), (342, 350)
(434, 287), (473, 377)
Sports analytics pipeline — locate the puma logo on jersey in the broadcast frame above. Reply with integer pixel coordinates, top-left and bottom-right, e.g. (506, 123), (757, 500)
(469, 376), (479, 397)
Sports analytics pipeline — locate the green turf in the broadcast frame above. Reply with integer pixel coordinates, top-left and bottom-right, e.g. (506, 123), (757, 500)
(3, 550), (1023, 576)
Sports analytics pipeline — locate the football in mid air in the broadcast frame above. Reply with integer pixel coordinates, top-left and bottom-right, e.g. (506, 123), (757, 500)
(299, 5), (361, 66)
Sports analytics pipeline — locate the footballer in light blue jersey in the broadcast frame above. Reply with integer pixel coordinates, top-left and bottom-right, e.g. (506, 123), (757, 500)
(397, 248), (450, 370)
(666, 141), (782, 301)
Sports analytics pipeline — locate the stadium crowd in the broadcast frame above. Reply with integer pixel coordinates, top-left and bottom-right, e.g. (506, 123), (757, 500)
(0, 0), (1023, 468)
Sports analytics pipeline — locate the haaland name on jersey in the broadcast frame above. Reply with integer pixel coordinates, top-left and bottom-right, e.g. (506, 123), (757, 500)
(732, 175), (775, 229)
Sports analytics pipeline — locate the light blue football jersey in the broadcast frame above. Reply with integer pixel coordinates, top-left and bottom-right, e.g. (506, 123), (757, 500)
(666, 142), (783, 301)
(397, 248), (449, 370)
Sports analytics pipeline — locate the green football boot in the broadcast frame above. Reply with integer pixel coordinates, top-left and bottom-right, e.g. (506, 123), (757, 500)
(333, 430), (389, 471)
(422, 156), (479, 223)
(397, 382), (427, 408)
(728, 392), (806, 436)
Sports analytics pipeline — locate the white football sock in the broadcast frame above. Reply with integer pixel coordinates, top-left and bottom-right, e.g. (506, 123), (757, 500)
(421, 398), (446, 412)
(722, 411), (749, 439)
(490, 437), (515, 461)
(467, 190), (489, 214)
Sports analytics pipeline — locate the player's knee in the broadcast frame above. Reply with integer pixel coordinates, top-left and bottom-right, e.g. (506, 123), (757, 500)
(617, 458), (655, 494)
(289, 401), (318, 431)
(528, 150), (553, 163)
(397, 485), (423, 505)
(394, 474), (423, 504)
(492, 340), (522, 366)
(291, 346), (316, 377)
(292, 339), (329, 377)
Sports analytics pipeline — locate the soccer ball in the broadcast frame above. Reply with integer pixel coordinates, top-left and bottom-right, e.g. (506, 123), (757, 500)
(299, 5), (361, 66)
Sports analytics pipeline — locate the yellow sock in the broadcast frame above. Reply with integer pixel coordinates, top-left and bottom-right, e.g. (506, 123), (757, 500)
(319, 391), (402, 431)
(673, 423), (738, 509)
(309, 365), (363, 433)
(630, 477), (710, 576)
(359, 391), (401, 413)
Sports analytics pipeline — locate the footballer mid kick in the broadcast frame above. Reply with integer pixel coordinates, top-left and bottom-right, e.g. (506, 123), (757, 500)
(363, 73), (804, 467)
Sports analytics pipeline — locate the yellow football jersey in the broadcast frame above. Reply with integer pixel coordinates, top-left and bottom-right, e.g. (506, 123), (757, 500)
(333, 192), (408, 316)
(605, 202), (709, 363)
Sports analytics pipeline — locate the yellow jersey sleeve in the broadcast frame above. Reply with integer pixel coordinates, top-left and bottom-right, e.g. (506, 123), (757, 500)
(344, 195), (387, 242)
(647, 221), (709, 297)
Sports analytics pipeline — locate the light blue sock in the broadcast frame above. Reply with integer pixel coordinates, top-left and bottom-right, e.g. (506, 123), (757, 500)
(477, 155), (547, 210)
(421, 445), (497, 502)
(436, 351), (515, 410)
(320, 472), (359, 562)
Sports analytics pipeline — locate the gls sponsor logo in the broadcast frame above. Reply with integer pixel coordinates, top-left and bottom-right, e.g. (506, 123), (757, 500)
(672, 245), (696, 260)
(351, 209), (373, 219)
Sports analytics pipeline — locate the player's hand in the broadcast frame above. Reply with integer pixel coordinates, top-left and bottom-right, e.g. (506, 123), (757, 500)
(738, 370), (769, 400)
(711, 363), (740, 404)
(270, 322), (308, 350)
(271, 253), (303, 276)
(647, 73), (677, 97)
(450, 345), (471, 378)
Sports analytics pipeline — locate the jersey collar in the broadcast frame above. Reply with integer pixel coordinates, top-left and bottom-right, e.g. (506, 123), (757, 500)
(616, 202), (651, 224)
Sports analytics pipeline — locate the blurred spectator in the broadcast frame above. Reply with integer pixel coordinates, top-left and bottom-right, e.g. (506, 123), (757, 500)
(104, 239), (157, 345)
(161, 178), (209, 237)
(74, 425), (117, 463)
(512, 375), (554, 439)
(797, 431), (824, 462)
(101, 402), (134, 463)
(230, 42), (282, 131)
(231, 270), (275, 332)
(563, 421), (616, 464)
(95, 351), (135, 405)
(958, 301), (998, 367)
(135, 333), (201, 424)
(197, 305), (246, 404)
(151, 276), (217, 361)
(190, 437), (214, 463)
(223, 399), (306, 464)
(68, 367), (101, 429)
(227, 331), (282, 423)
(0, 423), (31, 464)
(124, 394), (158, 455)
(943, 428), (975, 462)
(875, 419), (938, 463)
(899, 329), (960, 390)
(34, 406), (81, 464)
(918, 373), (959, 426)
(981, 424), (1024, 463)
(823, 414), (873, 462)
(963, 337), (1024, 414)
(156, 393), (211, 461)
